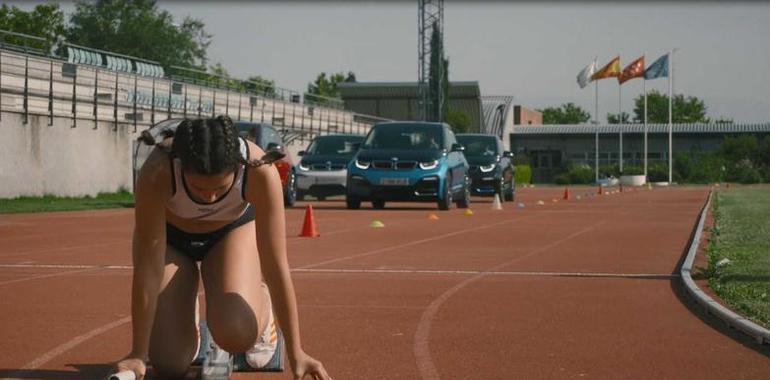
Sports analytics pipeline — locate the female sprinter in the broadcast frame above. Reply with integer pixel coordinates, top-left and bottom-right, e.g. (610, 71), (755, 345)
(114, 116), (330, 380)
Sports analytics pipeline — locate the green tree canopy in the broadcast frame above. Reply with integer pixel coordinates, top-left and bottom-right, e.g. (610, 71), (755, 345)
(0, 3), (65, 53)
(632, 90), (709, 123)
(606, 111), (631, 124)
(66, 0), (211, 69)
(306, 71), (356, 100)
(445, 109), (471, 134)
(245, 75), (276, 97)
(427, 20), (446, 122)
(539, 103), (591, 124)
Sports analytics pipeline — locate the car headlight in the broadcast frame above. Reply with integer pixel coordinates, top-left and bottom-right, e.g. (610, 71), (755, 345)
(480, 164), (496, 172)
(354, 159), (370, 170)
(298, 162), (310, 171)
(419, 160), (439, 170)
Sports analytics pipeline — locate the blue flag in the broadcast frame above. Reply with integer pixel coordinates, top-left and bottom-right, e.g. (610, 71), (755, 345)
(644, 53), (669, 80)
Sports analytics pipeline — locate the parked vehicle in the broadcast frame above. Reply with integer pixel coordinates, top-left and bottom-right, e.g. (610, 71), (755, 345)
(456, 134), (515, 201)
(233, 122), (297, 207)
(295, 134), (363, 200)
(346, 122), (470, 210)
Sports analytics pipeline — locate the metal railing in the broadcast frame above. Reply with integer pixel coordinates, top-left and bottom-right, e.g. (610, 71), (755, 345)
(0, 48), (385, 143)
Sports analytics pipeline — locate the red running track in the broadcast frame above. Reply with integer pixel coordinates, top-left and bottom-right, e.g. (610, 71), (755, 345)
(0, 185), (768, 379)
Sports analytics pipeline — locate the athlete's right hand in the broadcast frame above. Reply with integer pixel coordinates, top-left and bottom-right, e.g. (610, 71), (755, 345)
(112, 356), (146, 380)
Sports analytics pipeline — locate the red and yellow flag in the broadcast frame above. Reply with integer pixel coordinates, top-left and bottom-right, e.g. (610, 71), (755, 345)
(618, 56), (645, 84)
(591, 56), (621, 80)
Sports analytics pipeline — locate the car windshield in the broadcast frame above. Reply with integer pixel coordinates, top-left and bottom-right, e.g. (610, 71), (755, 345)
(362, 125), (443, 150)
(307, 136), (362, 155)
(456, 135), (499, 156)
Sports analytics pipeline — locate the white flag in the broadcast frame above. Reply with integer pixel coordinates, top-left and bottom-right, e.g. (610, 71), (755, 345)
(577, 60), (596, 89)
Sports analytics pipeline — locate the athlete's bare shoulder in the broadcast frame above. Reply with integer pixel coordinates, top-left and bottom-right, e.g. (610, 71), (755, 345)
(244, 138), (267, 164)
(136, 138), (173, 196)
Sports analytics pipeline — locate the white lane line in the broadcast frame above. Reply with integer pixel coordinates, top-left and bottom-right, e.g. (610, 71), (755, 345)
(413, 221), (606, 380)
(7, 316), (131, 377)
(0, 264), (677, 279)
(297, 214), (535, 270)
(292, 268), (679, 279)
(0, 268), (98, 287)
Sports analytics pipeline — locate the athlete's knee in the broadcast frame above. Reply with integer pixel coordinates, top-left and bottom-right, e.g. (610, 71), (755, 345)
(149, 351), (192, 379)
(208, 311), (258, 353)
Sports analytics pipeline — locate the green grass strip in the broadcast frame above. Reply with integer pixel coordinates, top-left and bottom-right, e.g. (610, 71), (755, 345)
(0, 191), (135, 214)
(705, 188), (770, 328)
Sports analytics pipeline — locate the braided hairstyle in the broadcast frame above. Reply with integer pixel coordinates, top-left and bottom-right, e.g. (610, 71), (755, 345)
(172, 116), (243, 175)
(139, 116), (286, 174)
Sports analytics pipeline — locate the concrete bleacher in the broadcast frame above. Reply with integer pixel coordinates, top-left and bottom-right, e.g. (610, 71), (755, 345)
(0, 45), (390, 197)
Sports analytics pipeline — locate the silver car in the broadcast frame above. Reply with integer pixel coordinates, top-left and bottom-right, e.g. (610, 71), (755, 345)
(296, 134), (363, 200)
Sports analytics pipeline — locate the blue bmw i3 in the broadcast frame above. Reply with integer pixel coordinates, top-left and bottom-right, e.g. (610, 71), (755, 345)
(346, 122), (470, 210)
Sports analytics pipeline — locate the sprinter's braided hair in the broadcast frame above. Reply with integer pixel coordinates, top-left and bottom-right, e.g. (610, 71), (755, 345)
(140, 116), (284, 174)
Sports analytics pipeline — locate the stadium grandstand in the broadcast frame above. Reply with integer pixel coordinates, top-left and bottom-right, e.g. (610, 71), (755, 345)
(0, 29), (389, 198)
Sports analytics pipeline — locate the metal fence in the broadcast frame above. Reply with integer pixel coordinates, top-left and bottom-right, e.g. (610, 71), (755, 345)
(0, 48), (390, 144)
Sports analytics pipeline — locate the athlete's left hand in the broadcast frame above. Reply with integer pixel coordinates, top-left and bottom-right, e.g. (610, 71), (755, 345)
(291, 350), (332, 380)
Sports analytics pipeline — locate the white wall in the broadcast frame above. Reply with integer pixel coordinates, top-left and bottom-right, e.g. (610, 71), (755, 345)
(0, 111), (138, 198)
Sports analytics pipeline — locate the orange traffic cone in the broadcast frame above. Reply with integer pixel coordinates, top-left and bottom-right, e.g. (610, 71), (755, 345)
(563, 187), (570, 200)
(298, 205), (320, 237)
(598, 185), (604, 195)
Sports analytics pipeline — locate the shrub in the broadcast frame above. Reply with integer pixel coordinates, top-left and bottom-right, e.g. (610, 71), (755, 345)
(648, 161), (673, 182)
(621, 165), (644, 175)
(599, 164), (619, 178)
(514, 164), (532, 185)
(731, 159), (763, 184)
(554, 163), (594, 184)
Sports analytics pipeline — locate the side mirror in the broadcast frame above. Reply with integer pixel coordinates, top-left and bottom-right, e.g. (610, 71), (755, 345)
(503, 151), (514, 158)
(451, 143), (465, 152)
(297, 150), (305, 157)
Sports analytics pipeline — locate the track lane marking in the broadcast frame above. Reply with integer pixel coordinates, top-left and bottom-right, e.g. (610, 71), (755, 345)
(413, 220), (606, 380)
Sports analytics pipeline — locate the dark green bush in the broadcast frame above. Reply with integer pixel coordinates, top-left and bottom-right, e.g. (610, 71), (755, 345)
(555, 164), (594, 184)
(621, 165), (644, 175)
(648, 161), (671, 182)
(514, 165), (532, 185)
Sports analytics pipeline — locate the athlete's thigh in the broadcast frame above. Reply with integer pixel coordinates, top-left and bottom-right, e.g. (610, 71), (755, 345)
(148, 245), (200, 375)
(200, 221), (268, 352)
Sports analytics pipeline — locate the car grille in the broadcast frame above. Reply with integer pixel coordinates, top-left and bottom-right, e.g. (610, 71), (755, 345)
(310, 163), (346, 171)
(372, 160), (417, 170)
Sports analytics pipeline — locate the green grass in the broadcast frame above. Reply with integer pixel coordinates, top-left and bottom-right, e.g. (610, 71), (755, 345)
(0, 190), (135, 214)
(704, 188), (770, 328)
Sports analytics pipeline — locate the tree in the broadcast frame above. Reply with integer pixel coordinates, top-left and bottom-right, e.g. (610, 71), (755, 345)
(67, 0), (211, 69)
(445, 109), (471, 134)
(306, 71), (356, 102)
(631, 90), (709, 123)
(245, 75), (276, 98)
(0, 3), (65, 53)
(607, 112), (632, 124)
(427, 20), (445, 122)
(539, 103), (591, 124)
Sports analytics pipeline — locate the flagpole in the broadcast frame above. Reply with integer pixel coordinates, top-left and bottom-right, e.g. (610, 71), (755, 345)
(668, 49), (674, 185)
(618, 55), (623, 174)
(595, 72), (599, 183)
(642, 52), (647, 183)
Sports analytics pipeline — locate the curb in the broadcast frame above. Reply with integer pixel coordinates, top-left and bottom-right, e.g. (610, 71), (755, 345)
(680, 190), (770, 345)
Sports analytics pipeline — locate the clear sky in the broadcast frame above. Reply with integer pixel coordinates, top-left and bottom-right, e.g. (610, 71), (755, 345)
(9, 1), (770, 123)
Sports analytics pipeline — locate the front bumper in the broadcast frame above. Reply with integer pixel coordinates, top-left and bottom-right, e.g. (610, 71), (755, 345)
(296, 169), (348, 196)
(468, 169), (500, 196)
(346, 167), (446, 201)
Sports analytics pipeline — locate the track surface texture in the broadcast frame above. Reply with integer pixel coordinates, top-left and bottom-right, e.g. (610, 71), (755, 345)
(1, 185), (768, 379)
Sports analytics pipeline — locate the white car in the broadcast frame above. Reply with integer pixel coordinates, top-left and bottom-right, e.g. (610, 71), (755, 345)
(296, 134), (363, 200)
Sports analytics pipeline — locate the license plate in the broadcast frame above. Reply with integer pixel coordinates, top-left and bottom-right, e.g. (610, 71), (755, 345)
(315, 177), (339, 184)
(380, 177), (409, 186)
